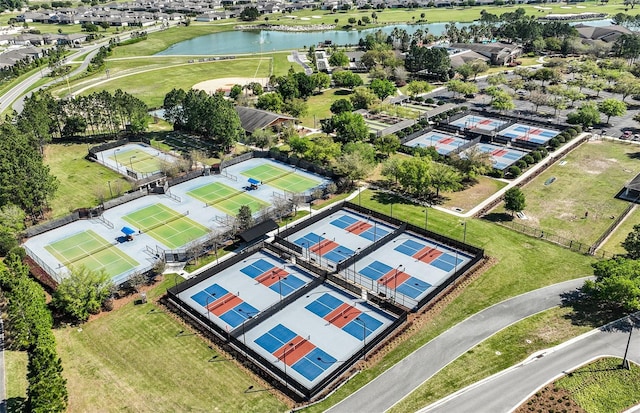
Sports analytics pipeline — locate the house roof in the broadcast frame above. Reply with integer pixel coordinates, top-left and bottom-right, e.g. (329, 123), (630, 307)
(449, 50), (488, 68)
(574, 24), (632, 42)
(235, 105), (296, 132)
(626, 173), (640, 193)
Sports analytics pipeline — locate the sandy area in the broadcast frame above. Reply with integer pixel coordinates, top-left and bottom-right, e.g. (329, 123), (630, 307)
(192, 77), (269, 93)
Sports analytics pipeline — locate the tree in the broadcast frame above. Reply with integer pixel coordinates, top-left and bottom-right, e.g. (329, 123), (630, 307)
(246, 128), (276, 149)
(504, 187), (526, 216)
(0, 123), (58, 217)
(326, 112), (369, 143)
(350, 86), (380, 110)
(330, 98), (353, 114)
(256, 92), (284, 112)
(583, 257), (640, 311)
(332, 152), (374, 185)
(405, 46), (451, 81)
(430, 162), (462, 197)
(239, 6), (260, 21)
(0, 204), (25, 255)
(374, 134), (400, 157)
(332, 70), (364, 89)
(52, 267), (114, 322)
(622, 224), (640, 259)
(567, 102), (601, 128)
(236, 205), (253, 231)
(329, 50), (349, 67)
(455, 63), (475, 81)
(598, 98), (627, 124)
(370, 78), (396, 100)
(406, 80), (432, 98)
(310, 72), (330, 92)
(100, 21), (110, 31)
(229, 84), (242, 100)
(491, 92), (515, 112)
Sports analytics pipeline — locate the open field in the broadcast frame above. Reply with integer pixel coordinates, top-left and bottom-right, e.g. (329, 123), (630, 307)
(5, 350), (28, 411)
(44, 143), (132, 218)
(74, 58), (271, 108)
(53, 276), (287, 413)
(600, 206), (640, 255)
(301, 189), (595, 412)
(299, 89), (352, 128)
(492, 140), (640, 245)
(440, 176), (508, 212)
(388, 306), (594, 413)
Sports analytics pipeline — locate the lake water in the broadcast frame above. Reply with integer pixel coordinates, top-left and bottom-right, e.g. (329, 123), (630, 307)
(156, 19), (613, 56)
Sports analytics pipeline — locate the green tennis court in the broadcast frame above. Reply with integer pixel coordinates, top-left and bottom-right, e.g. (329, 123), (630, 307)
(187, 182), (242, 205)
(45, 230), (139, 277)
(122, 203), (209, 249)
(241, 164), (320, 193)
(187, 182), (268, 215)
(109, 148), (161, 174)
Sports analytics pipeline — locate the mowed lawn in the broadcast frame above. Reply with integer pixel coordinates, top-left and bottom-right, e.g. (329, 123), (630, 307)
(5, 350), (28, 411)
(494, 140), (640, 245)
(301, 189), (596, 412)
(44, 144), (132, 218)
(299, 89), (353, 128)
(440, 176), (508, 212)
(77, 58), (271, 108)
(600, 205), (640, 255)
(54, 277), (286, 413)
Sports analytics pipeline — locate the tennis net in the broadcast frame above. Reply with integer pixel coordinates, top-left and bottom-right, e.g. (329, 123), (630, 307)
(205, 190), (243, 207)
(61, 241), (118, 267)
(139, 210), (190, 233)
(263, 170), (294, 184)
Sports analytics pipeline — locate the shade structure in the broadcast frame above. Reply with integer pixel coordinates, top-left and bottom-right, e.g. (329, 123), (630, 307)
(121, 226), (136, 236)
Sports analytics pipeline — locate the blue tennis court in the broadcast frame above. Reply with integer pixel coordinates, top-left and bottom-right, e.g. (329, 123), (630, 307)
(499, 123), (560, 145)
(394, 238), (466, 272)
(305, 293), (383, 340)
(403, 131), (469, 155)
(240, 258), (306, 297)
(190, 283), (259, 328)
(467, 143), (527, 170)
(329, 215), (389, 242)
(254, 323), (337, 381)
(449, 114), (507, 132)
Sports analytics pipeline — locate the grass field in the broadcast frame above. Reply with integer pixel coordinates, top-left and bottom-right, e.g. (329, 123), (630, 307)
(600, 206), (640, 255)
(493, 140), (640, 245)
(299, 89), (353, 128)
(110, 148), (162, 174)
(45, 229), (139, 277)
(300, 189), (596, 412)
(556, 357), (640, 412)
(44, 144), (132, 218)
(122, 203), (210, 249)
(440, 176), (508, 211)
(5, 350), (28, 412)
(73, 58), (271, 108)
(241, 164), (320, 193)
(53, 276), (287, 412)
(387, 306), (594, 413)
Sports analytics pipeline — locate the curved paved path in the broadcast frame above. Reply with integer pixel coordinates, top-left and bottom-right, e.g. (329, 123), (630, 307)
(326, 277), (590, 413)
(420, 318), (640, 413)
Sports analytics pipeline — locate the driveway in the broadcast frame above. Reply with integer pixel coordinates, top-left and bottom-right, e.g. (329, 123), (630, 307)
(326, 277), (590, 413)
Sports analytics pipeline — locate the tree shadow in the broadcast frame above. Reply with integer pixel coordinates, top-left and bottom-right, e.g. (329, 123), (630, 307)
(7, 396), (26, 412)
(333, 89), (352, 96)
(560, 288), (632, 330)
(626, 151), (640, 160)
(371, 191), (416, 207)
(482, 212), (512, 222)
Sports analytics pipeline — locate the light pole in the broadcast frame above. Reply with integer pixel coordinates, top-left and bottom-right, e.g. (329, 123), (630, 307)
(352, 317), (367, 360)
(301, 242), (307, 260)
(461, 221), (467, 244)
(107, 180), (113, 198)
(238, 309), (258, 347)
(205, 293), (216, 323)
(129, 155), (136, 172)
(424, 206), (429, 230)
(317, 232), (326, 267)
(393, 264), (404, 303)
(114, 148), (121, 172)
(621, 316), (636, 370)
(271, 269), (287, 302)
(352, 247), (361, 282)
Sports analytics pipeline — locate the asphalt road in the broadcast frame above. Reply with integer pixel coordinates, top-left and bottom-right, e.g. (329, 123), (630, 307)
(326, 277), (590, 413)
(419, 318), (640, 413)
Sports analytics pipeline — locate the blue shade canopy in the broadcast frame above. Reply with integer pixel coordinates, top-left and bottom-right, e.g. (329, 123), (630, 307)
(121, 226), (136, 235)
(248, 178), (260, 185)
